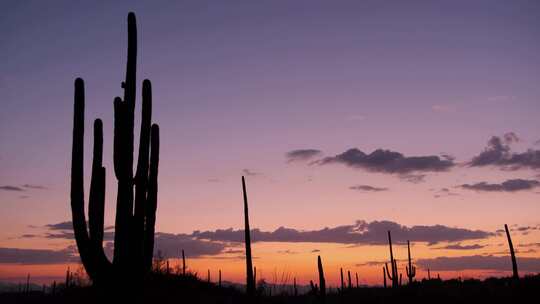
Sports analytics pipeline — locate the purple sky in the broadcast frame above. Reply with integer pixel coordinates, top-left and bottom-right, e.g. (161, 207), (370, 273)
(0, 0), (539, 284)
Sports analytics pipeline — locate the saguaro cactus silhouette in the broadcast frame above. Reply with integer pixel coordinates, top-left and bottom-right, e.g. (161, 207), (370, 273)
(504, 224), (519, 280)
(70, 12), (160, 284)
(317, 255), (326, 300)
(405, 240), (416, 284)
(384, 231), (399, 288)
(242, 176), (255, 295)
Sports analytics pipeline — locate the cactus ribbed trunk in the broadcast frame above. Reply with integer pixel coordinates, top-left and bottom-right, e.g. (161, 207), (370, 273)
(70, 12), (160, 286)
(504, 224), (519, 280)
(317, 255), (326, 300)
(356, 272), (359, 288)
(242, 176), (255, 296)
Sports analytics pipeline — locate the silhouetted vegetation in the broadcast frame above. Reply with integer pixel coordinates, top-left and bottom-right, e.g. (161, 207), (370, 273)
(2, 271), (540, 304)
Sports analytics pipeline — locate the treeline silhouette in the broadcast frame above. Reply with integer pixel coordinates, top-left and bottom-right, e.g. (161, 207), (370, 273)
(1, 11), (537, 304)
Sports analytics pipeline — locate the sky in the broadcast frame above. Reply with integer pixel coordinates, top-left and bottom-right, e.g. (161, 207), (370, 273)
(1, 0), (539, 287)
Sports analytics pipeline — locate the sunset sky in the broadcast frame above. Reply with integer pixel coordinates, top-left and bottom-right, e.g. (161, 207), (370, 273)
(1, 1), (539, 286)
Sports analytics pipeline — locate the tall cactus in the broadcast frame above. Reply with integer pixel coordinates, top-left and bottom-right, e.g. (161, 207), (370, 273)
(317, 255), (326, 300)
(405, 240), (416, 284)
(181, 249), (186, 275)
(504, 224), (519, 280)
(70, 12), (160, 284)
(384, 231), (399, 288)
(242, 176), (255, 295)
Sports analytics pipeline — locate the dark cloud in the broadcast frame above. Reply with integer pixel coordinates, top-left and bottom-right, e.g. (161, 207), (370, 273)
(45, 221), (73, 230)
(469, 133), (540, 170)
(416, 255), (540, 272)
(460, 179), (540, 192)
(311, 249), (321, 253)
(0, 185), (24, 191)
(153, 232), (226, 258)
(286, 149), (322, 163)
(22, 184), (47, 189)
(349, 185), (388, 192)
(435, 243), (485, 250)
(192, 220), (492, 245)
(317, 148), (454, 175)
(0, 247), (79, 264)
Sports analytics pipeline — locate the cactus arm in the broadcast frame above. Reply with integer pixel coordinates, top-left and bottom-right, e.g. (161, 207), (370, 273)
(87, 119), (112, 274)
(143, 124), (159, 271)
(384, 263), (392, 280)
(70, 78), (99, 280)
(242, 176), (255, 295)
(504, 224), (519, 280)
(133, 79), (152, 268)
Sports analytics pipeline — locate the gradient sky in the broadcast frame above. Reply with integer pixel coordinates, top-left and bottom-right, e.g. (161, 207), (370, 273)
(1, 0), (539, 286)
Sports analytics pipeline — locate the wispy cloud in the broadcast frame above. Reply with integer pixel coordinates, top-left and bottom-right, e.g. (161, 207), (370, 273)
(285, 149), (322, 163)
(460, 179), (540, 192)
(349, 185), (388, 192)
(434, 243), (485, 250)
(416, 255), (540, 272)
(0, 185), (24, 192)
(242, 169), (260, 177)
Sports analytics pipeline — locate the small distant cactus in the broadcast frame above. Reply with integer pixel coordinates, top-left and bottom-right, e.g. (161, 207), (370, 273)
(293, 277), (298, 296)
(356, 272), (359, 288)
(405, 240), (416, 284)
(340, 268), (345, 291)
(182, 249), (187, 275)
(504, 224), (519, 280)
(348, 270), (352, 289)
(385, 231), (399, 288)
(383, 267), (387, 288)
(317, 255), (326, 300)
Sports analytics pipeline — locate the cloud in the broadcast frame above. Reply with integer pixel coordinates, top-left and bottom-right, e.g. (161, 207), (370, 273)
(242, 169), (260, 177)
(460, 179), (540, 192)
(45, 221), (73, 230)
(153, 233), (226, 258)
(349, 185), (388, 192)
(0, 185), (24, 192)
(317, 148), (455, 176)
(22, 184), (47, 189)
(416, 255), (540, 272)
(469, 133), (540, 170)
(192, 220), (492, 245)
(434, 187), (460, 198)
(435, 243), (485, 250)
(0, 247), (79, 265)
(286, 149), (322, 163)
